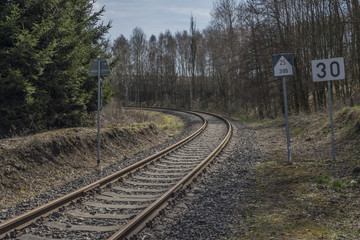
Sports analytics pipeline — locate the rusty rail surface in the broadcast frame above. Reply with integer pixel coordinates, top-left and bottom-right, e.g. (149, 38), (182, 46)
(0, 110), (207, 239)
(108, 111), (232, 240)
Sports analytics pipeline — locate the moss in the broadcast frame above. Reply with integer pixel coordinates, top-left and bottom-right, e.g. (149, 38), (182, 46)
(291, 127), (305, 136)
(329, 179), (343, 190)
(156, 115), (184, 136)
(315, 174), (331, 185)
(240, 118), (283, 130)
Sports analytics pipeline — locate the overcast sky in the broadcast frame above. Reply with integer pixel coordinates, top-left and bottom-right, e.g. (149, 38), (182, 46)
(94, 0), (214, 42)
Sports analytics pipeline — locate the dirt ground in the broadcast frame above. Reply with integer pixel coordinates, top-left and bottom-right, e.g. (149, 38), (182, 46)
(0, 109), (183, 208)
(239, 107), (360, 239)
(1, 105), (359, 239)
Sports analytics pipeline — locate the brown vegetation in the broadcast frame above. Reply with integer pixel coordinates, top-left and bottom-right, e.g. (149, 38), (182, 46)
(0, 109), (183, 208)
(238, 106), (360, 239)
(111, 0), (360, 119)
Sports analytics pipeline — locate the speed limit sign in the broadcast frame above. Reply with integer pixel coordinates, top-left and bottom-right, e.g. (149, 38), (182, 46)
(311, 57), (345, 162)
(311, 57), (345, 82)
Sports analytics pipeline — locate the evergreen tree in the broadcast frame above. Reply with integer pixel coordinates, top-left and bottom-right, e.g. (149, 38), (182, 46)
(0, 0), (111, 137)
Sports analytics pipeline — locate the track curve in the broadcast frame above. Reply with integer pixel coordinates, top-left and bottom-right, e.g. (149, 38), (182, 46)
(1, 110), (232, 240)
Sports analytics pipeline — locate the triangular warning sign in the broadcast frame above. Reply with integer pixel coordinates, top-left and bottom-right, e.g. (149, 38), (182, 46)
(272, 54), (294, 77)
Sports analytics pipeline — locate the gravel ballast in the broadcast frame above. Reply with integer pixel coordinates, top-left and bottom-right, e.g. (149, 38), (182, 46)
(1, 112), (263, 240)
(0, 110), (202, 224)
(137, 119), (262, 239)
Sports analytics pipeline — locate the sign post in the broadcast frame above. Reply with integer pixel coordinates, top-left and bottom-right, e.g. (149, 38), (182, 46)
(311, 57), (345, 161)
(89, 59), (111, 166)
(272, 53), (294, 164)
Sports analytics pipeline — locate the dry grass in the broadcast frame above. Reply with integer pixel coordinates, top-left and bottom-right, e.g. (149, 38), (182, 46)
(236, 106), (360, 239)
(0, 105), (184, 208)
(88, 101), (183, 135)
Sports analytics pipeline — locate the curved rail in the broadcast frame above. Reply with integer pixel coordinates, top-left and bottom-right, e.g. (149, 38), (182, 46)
(0, 111), (207, 239)
(108, 111), (233, 239)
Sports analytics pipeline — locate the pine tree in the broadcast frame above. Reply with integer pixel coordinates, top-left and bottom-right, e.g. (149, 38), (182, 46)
(0, 0), (111, 137)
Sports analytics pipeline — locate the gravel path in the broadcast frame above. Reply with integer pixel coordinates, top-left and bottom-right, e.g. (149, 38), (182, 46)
(137, 119), (262, 239)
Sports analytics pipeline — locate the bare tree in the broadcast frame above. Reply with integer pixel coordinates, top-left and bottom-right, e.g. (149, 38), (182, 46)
(112, 35), (132, 106)
(130, 27), (147, 105)
(111, 0), (360, 118)
(190, 15), (197, 109)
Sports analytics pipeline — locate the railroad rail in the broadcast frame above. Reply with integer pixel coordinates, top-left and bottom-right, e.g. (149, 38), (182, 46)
(0, 109), (232, 239)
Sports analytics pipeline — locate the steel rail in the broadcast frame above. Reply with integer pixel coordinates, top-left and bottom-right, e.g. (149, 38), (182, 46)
(108, 112), (233, 240)
(0, 111), (207, 239)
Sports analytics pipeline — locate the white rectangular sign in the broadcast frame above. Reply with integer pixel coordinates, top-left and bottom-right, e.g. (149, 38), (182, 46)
(311, 57), (345, 82)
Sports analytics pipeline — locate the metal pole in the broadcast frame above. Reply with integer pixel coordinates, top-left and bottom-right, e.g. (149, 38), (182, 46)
(283, 77), (292, 164)
(97, 59), (101, 166)
(328, 81), (336, 161)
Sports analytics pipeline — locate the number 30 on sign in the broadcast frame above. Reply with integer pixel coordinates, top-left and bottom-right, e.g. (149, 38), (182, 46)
(311, 57), (345, 82)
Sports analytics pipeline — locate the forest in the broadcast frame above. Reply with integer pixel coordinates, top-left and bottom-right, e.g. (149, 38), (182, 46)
(1, 0), (360, 137)
(112, 0), (360, 119)
(0, 0), (111, 137)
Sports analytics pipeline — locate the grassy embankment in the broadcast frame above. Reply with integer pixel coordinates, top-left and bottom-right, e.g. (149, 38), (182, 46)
(236, 106), (360, 239)
(0, 108), (184, 208)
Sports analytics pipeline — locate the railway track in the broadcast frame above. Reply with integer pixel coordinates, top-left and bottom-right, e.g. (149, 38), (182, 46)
(0, 110), (232, 239)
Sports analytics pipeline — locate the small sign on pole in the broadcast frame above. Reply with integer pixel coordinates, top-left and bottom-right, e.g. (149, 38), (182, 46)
(272, 53), (294, 164)
(89, 59), (111, 77)
(89, 59), (111, 166)
(311, 57), (345, 161)
(272, 53), (294, 78)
